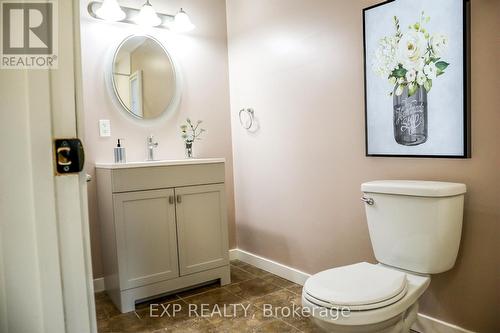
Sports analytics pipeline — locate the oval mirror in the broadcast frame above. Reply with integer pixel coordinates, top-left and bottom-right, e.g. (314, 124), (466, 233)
(111, 35), (180, 120)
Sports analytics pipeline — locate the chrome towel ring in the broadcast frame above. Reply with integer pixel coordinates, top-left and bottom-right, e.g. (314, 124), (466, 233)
(239, 108), (255, 130)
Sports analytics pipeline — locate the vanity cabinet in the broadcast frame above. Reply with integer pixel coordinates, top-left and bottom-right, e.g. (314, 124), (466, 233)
(96, 159), (230, 313)
(113, 189), (179, 290)
(175, 184), (229, 275)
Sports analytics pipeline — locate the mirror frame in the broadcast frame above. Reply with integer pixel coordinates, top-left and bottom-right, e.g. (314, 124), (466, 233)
(105, 34), (183, 125)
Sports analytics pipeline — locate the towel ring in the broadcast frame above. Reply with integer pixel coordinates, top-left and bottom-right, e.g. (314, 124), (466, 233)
(239, 108), (254, 130)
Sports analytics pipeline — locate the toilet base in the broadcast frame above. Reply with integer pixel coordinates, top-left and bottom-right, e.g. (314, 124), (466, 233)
(310, 303), (418, 333)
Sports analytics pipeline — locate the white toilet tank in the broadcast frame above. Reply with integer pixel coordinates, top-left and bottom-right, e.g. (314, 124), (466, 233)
(361, 180), (466, 274)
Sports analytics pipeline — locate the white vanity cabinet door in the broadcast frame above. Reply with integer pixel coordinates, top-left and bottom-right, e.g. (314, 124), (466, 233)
(175, 184), (229, 275)
(113, 189), (179, 290)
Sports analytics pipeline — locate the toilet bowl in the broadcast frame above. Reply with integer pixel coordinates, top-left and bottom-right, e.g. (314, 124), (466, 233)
(302, 181), (466, 332)
(301, 262), (430, 333)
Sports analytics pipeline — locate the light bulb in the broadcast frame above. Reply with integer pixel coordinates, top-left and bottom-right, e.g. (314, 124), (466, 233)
(95, 0), (126, 22)
(134, 0), (161, 27)
(173, 8), (195, 33)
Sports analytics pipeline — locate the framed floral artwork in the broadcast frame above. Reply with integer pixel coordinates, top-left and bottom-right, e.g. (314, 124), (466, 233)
(363, 0), (470, 157)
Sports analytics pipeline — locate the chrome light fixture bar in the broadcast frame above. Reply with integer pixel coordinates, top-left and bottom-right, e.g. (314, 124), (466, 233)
(87, 0), (195, 32)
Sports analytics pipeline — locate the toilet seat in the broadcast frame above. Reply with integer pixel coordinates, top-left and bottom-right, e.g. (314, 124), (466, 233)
(304, 262), (408, 311)
(302, 265), (431, 328)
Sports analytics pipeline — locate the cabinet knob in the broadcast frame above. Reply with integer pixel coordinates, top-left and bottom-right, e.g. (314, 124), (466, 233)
(176, 195), (182, 204)
(168, 196), (174, 204)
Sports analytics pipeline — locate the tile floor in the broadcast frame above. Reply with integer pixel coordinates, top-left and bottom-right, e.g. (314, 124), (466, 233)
(95, 260), (320, 332)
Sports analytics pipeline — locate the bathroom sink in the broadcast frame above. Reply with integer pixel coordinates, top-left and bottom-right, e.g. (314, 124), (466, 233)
(95, 158), (225, 169)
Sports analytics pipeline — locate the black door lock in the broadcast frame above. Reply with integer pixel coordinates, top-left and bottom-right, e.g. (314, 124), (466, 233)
(54, 139), (85, 174)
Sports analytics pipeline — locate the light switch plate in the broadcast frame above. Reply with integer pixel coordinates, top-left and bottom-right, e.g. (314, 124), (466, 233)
(99, 119), (111, 137)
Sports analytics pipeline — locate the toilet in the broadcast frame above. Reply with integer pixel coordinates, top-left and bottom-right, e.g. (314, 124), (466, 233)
(302, 180), (466, 333)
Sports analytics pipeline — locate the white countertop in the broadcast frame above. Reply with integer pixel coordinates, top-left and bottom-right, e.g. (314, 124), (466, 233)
(95, 158), (225, 169)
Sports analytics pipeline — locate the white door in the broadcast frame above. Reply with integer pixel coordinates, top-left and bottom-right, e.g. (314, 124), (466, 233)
(0, 0), (96, 332)
(129, 70), (144, 118)
(113, 189), (179, 289)
(175, 184), (229, 275)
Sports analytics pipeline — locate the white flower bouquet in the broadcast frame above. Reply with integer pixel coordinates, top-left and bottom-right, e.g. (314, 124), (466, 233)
(372, 12), (449, 97)
(180, 118), (205, 158)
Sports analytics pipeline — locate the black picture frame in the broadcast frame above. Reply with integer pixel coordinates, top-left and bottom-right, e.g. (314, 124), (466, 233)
(362, 0), (471, 158)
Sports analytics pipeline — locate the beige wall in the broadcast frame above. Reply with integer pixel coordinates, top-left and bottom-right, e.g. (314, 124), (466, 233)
(79, 0), (235, 279)
(226, 0), (500, 332)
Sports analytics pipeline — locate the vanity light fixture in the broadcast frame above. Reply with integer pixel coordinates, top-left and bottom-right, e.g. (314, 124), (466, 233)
(134, 0), (161, 27)
(95, 0), (126, 22)
(87, 0), (195, 32)
(172, 8), (196, 33)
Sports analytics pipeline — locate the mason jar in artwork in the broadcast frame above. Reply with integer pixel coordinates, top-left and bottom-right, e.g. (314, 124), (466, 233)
(393, 85), (428, 146)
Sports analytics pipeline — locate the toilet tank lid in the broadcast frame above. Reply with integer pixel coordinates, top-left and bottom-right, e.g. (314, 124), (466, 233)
(361, 180), (466, 197)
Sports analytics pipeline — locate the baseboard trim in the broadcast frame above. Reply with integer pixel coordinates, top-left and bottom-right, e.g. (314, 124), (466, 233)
(230, 248), (476, 333)
(93, 277), (105, 293)
(229, 248), (311, 286)
(229, 248), (239, 261)
(412, 313), (476, 333)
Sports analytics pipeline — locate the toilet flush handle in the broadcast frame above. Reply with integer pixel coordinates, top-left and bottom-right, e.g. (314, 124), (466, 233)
(361, 196), (374, 205)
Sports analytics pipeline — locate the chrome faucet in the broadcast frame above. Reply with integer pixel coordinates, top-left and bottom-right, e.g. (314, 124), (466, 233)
(146, 134), (158, 161)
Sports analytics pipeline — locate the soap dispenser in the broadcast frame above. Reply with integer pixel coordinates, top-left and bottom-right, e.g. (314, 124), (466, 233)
(114, 139), (126, 163)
